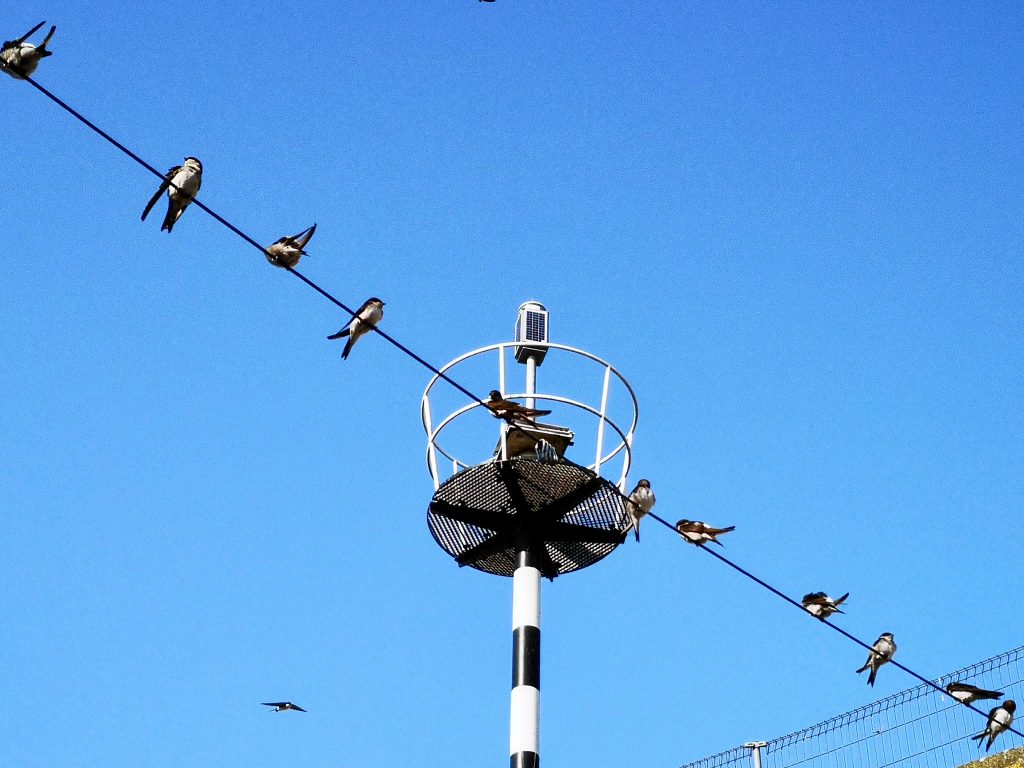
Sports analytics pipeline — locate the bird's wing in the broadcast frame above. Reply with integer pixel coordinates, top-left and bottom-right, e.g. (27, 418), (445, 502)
(14, 21), (47, 45)
(708, 525), (736, 535)
(261, 702), (287, 707)
(294, 223), (316, 249)
(802, 593), (829, 606)
(141, 170), (175, 221)
(327, 328), (350, 340)
(291, 704), (307, 712)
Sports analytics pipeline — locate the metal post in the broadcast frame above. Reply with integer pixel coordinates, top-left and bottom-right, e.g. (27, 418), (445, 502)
(525, 354), (537, 411)
(510, 549), (541, 768)
(743, 741), (767, 768)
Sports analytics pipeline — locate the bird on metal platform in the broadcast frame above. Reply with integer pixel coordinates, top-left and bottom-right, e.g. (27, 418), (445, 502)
(624, 479), (655, 542)
(485, 390), (551, 421)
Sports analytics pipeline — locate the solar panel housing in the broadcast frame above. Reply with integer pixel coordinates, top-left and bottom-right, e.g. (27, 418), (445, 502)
(515, 301), (549, 364)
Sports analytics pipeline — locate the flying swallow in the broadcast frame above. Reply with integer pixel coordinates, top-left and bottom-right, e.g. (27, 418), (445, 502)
(484, 391), (552, 422)
(265, 224), (316, 269)
(801, 591), (849, 620)
(0, 21), (56, 79)
(624, 479), (655, 542)
(856, 632), (896, 687)
(946, 682), (1004, 706)
(675, 519), (735, 546)
(261, 701), (307, 713)
(327, 297), (385, 360)
(972, 700), (1015, 752)
(140, 157), (203, 233)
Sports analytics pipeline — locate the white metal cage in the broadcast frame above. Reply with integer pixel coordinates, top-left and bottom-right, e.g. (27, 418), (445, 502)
(421, 341), (639, 492)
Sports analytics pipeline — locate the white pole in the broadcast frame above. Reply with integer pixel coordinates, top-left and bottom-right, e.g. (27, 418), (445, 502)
(525, 354), (537, 411)
(510, 550), (541, 768)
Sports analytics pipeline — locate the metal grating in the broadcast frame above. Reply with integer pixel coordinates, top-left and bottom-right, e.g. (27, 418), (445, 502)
(427, 458), (630, 578)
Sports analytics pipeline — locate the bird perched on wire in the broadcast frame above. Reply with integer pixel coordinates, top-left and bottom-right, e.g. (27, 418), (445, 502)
(327, 297), (384, 360)
(856, 632), (896, 687)
(624, 479), (655, 542)
(801, 591), (849, 620)
(141, 157), (203, 233)
(0, 21), (56, 79)
(675, 519), (735, 546)
(265, 224), (316, 269)
(261, 701), (307, 713)
(972, 700), (1016, 752)
(484, 390), (551, 422)
(946, 682), (1004, 706)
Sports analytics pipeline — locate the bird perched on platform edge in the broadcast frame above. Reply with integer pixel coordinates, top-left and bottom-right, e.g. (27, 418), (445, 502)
(327, 297), (385, 360)
(485, 390), (552, 422)
(0, 21), (56, 79)
(625, 479), (655, 542)
(141, 157), (203, 233)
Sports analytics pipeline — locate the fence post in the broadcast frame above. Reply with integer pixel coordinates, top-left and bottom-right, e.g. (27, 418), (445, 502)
(743, 741), (767, 768)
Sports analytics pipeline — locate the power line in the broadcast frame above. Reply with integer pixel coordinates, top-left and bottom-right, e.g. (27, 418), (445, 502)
(636, 506), (1024, 740)
(12, 69), (489, 410)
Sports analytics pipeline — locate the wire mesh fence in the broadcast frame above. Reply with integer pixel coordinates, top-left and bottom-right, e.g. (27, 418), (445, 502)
(679, 646), (1024, 768)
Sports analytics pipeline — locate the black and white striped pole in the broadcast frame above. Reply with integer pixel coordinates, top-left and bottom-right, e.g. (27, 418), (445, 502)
(510, 548), (542, 767)
(422, 301), (640, 766)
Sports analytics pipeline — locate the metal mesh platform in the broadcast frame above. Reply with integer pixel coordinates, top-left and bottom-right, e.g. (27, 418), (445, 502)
(427, 458), (631, 579)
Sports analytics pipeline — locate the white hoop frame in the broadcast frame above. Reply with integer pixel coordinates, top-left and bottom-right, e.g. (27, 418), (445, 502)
(421, 342), (639, 491)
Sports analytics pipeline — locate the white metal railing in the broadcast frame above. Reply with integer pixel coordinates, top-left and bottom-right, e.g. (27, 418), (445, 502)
(421, 341), (639, 490)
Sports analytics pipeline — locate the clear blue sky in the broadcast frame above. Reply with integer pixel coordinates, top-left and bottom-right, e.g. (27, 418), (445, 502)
(2, 3), (1021, 766)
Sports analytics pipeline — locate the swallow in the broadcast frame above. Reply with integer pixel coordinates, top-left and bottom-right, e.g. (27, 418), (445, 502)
(327, 297), (385, 360)
(0, 21), (56, 79)
(484, 391), (552, 421)
(624, 479), (655, 542)
(946, 682), (1004, 706)
(141, 157), (203, 233)
(675, 519), (735, 546)
(801, 591), (849, 620)
(265, 224), (316, 269)
(261, 701), (307, 713)
(856, 632), (896, 687)
(972, 700), (1015, 752)
(534, 438), (559, 462)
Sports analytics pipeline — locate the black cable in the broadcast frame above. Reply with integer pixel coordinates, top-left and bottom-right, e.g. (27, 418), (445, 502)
(13, 70), (489, 409)
(638, 508), (1024, 740)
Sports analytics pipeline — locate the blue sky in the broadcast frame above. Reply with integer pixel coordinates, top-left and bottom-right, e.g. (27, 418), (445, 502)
(2, 3), (1022, 766)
